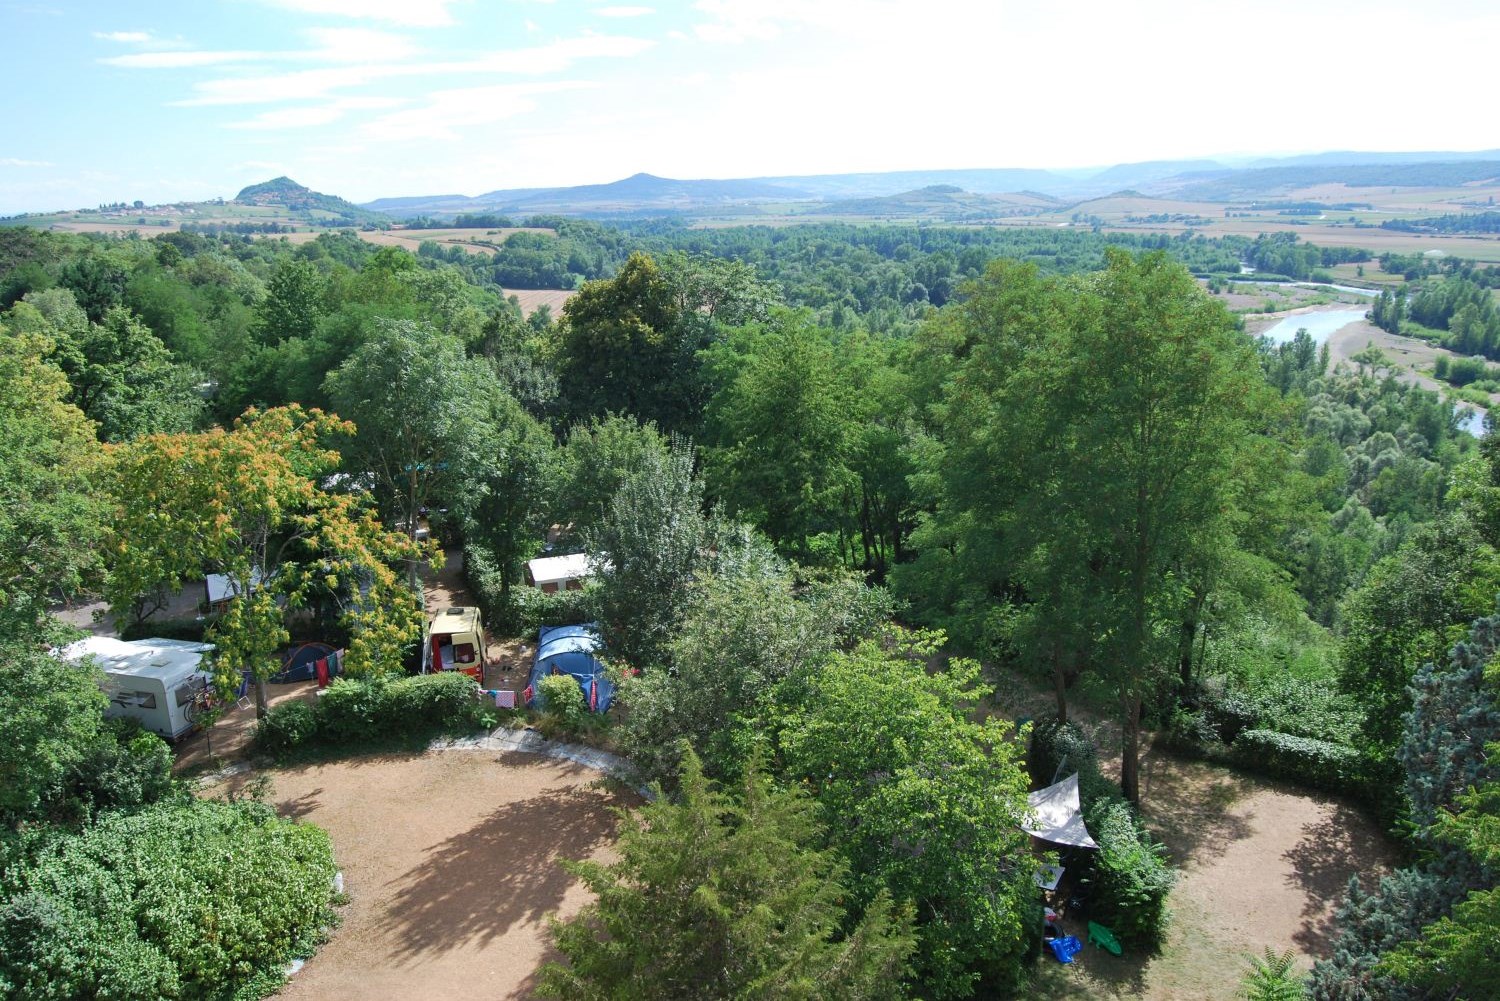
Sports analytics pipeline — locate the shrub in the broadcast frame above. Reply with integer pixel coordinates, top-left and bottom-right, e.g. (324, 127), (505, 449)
(118, 617), (210, 643)
(1246, 676), (1363, 745)
(255, 700), (318, 758)
(537, 673), (588, 737)
(1231, 729), (1360, 790)
(56, 723), (178, 825)
(253, 674), (486, 757)
(379, 673), (480, 735)
(1083, 800), (1175, 950)
(313, 678), (382, 742)
(0, 800), (335, 1000)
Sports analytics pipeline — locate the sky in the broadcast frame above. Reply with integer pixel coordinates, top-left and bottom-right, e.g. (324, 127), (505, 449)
(2, 0), (1499, 214)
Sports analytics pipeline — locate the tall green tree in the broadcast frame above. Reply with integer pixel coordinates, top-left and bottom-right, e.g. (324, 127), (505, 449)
(704, 313), (855, 562)
(772, 634), (1036, 999)
(0, 324), (105, 639)
(324, 319), (489, 547)
(257, 257), (327, 344)
(1072, 250), (1270, 802)
(587, 437), (712, 668)
(538, 748), (917, 1001)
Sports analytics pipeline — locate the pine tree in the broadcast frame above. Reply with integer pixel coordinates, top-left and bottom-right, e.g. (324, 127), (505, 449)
(538, 748), (917, 1000)
(1311, 609), (1500, 1000)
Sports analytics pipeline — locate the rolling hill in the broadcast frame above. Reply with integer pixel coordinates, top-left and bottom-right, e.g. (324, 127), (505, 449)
(234, 176), (387, 225)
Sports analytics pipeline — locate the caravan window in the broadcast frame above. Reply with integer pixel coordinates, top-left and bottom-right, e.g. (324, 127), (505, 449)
(454, 643), (476, 663)
(120, 690), (157, 709)
(174, 683), (199, 707)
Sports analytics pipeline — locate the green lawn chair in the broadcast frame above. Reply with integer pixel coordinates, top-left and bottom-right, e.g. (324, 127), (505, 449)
(1088, 920), (1123, 956)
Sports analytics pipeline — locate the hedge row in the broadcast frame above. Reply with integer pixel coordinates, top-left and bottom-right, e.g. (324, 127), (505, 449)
(0, 799), (335, 1000)
(255, 673), (492, 758)
(1230, 729), (1362, 790)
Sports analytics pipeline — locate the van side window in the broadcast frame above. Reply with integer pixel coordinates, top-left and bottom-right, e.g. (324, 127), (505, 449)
(454, 643), (476, 663)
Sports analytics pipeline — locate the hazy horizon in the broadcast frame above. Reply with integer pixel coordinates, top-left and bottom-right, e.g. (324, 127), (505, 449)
(5, 0), (1500, 215)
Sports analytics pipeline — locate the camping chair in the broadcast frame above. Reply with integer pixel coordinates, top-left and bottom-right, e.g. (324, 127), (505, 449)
(1087, 921), (1122, 956)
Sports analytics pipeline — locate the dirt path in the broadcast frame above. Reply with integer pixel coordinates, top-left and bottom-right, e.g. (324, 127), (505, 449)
(422, 548), (533, 696)
(985, 668), (1396, 998)
(211, 751), (636, 1000)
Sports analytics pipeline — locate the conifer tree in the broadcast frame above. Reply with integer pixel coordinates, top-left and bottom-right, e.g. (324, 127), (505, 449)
(538, 748), (917, 1000)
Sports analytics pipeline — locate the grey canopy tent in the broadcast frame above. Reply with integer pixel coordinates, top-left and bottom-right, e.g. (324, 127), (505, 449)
(1022, 773), (1099, 849)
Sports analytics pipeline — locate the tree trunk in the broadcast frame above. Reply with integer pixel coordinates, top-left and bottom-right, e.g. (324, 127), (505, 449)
(1052, 649), (1068, 723)
(1177, 616), (1197, 693)
(255, 676), (269, 719)
(1121, 695), (1142, 805)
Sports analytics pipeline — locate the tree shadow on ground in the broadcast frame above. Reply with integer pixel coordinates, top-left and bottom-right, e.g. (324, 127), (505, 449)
(1030, 940), (1152, 999)
(1139, 751), (1257, 867)
(1282, 802), (1387, 954)
(382, 758), (630, 963)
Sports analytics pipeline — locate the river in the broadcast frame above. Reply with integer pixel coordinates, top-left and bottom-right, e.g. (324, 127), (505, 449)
(1256, 309), (1368, 346)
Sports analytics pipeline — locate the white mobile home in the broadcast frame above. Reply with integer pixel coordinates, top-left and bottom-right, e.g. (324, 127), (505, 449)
(62, 637), (214, 741)
(525, 552), (593, 593)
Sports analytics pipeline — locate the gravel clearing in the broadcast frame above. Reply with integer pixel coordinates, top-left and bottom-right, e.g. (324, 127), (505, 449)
(211, 751), (637, 1000)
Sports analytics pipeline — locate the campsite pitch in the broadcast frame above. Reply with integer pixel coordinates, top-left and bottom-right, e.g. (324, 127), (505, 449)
(210, 750), (636, 1000)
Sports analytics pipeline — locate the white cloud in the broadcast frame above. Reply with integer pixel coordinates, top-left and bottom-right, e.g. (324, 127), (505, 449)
(227, 106), (347, 130)
(101, 28), (416, 69)
(103, 49), (268, 68)
(596, 6), (654, 16)
(361, 82), (591, 141)
(170, 34), (652, 106)
(255, 0), (462, 27)
(226, 95), (408, 130)
(301, 28), (419, 62)
(466, 34), (654, 74)
(0, 157), (54, 167)
(93, 30), (151, 42)
(176, 65), (395, 105)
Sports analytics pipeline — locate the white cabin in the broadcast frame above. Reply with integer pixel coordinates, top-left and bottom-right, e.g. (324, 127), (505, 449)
(525, 552), (592, 594)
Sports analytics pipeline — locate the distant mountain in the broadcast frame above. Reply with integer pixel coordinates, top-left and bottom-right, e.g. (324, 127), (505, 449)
(1087, 159), (1228, 188)
(1247, 149), (1500, 169)
(511, 172), (807, 210)
(1174, 160), (1500, 200)
(799, 185), (1062, 221)
(367, 173), (807, 218)
(363, 152), (1500, 220)
(750, 167), (1074, 200)
(236, 176), (386, 224)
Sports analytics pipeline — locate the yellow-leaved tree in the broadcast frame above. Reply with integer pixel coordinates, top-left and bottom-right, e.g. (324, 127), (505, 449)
(104, 405), (435, 716)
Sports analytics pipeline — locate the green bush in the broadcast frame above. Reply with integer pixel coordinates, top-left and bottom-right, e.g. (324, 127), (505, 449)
(57, 723), (178, 825)
(379, 673), (481, 735)
(537, 673), (588, 737)
(253, 674), (487, 758)
(1246, 676), (1363, 745)
(313, 678), (382, 743)
(1231, 728), (1361, 790)
(0, 800), (335, 1000)
(1082, 800), (1175, 950)
(118, 617), (211, 643)
(254, 700), (318, 757)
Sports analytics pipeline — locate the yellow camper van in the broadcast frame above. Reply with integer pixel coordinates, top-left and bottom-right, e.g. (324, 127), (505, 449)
(423, 606), (486, 679)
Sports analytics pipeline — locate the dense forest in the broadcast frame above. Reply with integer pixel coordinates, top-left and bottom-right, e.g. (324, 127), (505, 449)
(2, 217), (1497, 999)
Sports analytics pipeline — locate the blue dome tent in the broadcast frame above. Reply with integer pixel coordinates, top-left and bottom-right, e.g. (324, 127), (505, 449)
(525, 624), (613, 713)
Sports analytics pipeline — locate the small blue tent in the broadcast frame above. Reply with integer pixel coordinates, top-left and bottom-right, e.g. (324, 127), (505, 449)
(525, 624), (613, 713)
